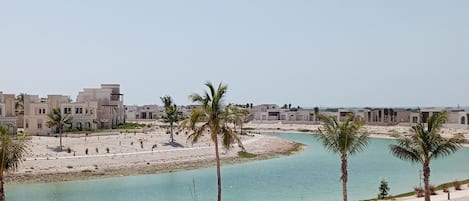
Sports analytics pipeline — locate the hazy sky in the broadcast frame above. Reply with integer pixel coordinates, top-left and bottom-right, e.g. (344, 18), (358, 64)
(1, 1), (468, 107)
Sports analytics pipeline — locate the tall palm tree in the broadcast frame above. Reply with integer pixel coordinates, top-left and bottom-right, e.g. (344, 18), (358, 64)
(224, 104), (249, 134)
(0, 127), (29, 201)
(47, 108), (73, 151)
(317, 113), (368, 201)
(182, 82), (244, 201)
(160, 96), (179, 143)
(390, 112), (463, 201)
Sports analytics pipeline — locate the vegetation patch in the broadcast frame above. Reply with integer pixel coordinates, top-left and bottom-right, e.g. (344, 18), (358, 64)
(116, 122), (145, 129)
(238, 151), (257, 158)
(297, 129), (313, 133)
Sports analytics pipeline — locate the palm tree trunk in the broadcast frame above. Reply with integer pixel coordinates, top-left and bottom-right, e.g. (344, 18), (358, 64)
(170, 122), (174, 143)
(59, 126), (63, 151)
(214, 136), (222, 201)
(0, 174), (4, 201)
(423, 162), (431, 201)
(341, 155), (348, 201)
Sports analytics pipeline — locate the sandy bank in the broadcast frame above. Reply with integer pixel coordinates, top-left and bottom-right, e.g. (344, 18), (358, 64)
(7, 129), (302, 184)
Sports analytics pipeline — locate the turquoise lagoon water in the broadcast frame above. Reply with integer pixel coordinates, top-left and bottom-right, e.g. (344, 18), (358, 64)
(6, 133), (469, 201)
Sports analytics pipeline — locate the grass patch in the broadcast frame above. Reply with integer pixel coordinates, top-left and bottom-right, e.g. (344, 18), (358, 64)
(238, 151), (257, 158)
(116, 122), (145, 129)
(298, 129), (313, 133)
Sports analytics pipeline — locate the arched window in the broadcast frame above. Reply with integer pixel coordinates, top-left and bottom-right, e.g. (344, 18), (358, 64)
(461, 116), (466, 125)
(77, 122), (82, 131)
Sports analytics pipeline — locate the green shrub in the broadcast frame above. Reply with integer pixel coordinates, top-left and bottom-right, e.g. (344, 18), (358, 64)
(377, 179), (390, 199)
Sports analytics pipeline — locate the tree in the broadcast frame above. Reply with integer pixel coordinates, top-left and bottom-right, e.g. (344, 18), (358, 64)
(182, 82), (244, 201)
(389, 112), (463, 201)
(313, 107), (320, 121)
(378, 179), (390, 199)
(0, 127), (29, 201)
(160, 96), (179, 143)
(15, 93), (25, 116)
(317, 113), (368, 201)
(46, 108), (73, 151)
(224, 104), (249, 134)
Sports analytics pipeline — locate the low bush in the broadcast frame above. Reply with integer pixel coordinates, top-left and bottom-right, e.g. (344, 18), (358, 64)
(414, 187), (424, 198)
(453, 180), (462, 190)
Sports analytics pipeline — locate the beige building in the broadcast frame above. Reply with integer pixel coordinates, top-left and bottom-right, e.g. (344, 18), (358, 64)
(364, 108), (411, 126)
(77, 84), (125, 129)
(410, 108), (469, 129)
(23, 84), (125, 135)
(0, 92), (17, 133)
(251, 104), (320, 124)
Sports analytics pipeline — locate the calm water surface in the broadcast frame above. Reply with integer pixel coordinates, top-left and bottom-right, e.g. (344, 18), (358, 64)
(7, 133), (469, 201)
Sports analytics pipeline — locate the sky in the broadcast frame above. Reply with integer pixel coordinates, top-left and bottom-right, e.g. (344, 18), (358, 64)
(1, 1), (468, 108)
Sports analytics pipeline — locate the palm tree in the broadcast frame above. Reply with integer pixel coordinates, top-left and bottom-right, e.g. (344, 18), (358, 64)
(224, 104), (249, 134)
(390, 112), (463, 201)
(182, 82), (244, 201)
(160, 96), (179, 143)
(317, 113), (368, 201)
(0, 127), (29, 201)
(46, 108), (73, 151)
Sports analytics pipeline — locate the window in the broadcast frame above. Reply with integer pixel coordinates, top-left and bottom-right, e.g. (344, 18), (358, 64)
(38, 108), (46, 114)
(412, 116), (418, 123)
(64, 108), (72, 114)
(0, 108), (2, 116)
(76, 107), (83, 114)
(38, 123), (42, 129)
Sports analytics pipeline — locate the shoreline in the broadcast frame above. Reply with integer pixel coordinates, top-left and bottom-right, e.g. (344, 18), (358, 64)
(7, 132), (304, 184)
(7, 123), (469, 185)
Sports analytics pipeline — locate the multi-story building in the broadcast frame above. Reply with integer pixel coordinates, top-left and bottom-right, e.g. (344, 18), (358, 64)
(0, 92), (17, 133)
(23, 84), (125, 135)
(77, 84), (125, 129)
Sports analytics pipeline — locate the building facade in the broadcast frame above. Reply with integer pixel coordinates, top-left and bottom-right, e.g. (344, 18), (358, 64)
(23, 84), (125, 135)
(0, 92), (17, 133)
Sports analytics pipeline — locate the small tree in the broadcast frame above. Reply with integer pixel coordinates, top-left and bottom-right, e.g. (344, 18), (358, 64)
(46, 108), (73, 151)
(378, 179), (390, 199)
(161, 96), (180, 144)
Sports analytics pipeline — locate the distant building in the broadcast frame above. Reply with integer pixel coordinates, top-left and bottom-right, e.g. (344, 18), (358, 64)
(125, 104), (195, 121)
(251, 104), (320, 124)
(125, 105), (163, 121)
(412, 107), (469, 129)
(23, 84), (125, 135)
(363, 108), (411, 126)
(0, 92), (17, 133)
